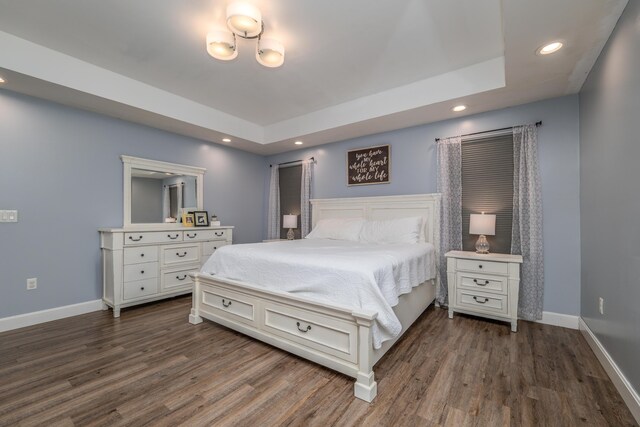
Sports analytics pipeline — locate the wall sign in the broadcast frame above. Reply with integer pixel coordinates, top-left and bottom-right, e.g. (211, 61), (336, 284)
(347, 144), (390, 186)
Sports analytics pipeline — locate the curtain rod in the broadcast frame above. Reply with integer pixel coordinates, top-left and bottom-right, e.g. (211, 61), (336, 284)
(270, 157), (315, 168)
(435, 121), (542, 142)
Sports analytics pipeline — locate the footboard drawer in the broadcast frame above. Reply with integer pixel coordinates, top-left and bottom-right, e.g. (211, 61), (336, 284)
(262, 302), (358, 363)
(200, 286), (257, 326)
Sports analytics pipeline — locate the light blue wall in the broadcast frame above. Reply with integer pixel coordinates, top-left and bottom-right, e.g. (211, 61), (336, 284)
(580, 0), (640, 392)
(0, 91), (265, 318)
(266, 95), (581, 316)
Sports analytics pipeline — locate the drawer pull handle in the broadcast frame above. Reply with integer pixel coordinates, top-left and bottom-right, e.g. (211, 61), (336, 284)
(140, 286), (145, 291)
(129, 235), (143, 242)
(140, 270), (145, 274)
(473, 279), (490, 286)
(167, 234), (179, 239)
(473, 296), (489, 304)
(296, 322), (311, 333)
(222, 299), (232, 308)
(186, 233), (197, 238)
(176, 275), (187, 281)
(215, 231), (224, 236)
(478, 264), (483, 269)
(176, 252), (187, 257)
(140, 253), (144, 257)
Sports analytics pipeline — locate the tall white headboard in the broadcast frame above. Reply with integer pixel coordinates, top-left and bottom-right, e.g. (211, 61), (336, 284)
(310, 193), (441, 250)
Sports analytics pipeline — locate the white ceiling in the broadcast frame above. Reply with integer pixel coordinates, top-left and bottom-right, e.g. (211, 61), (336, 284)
(0, 0), (628, 154)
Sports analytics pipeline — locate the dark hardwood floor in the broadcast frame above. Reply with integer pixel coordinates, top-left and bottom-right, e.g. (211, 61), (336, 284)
(0, 296), (635, 426)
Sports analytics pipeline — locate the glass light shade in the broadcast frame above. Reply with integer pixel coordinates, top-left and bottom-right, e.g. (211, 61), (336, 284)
(256, 38), (285, 68)
(226, 2), (262, 38)
(283, 214), (297, 229)
(469, 213), (496, 236)
(538, 41), (563, 55)
(206, 31), (237, 60)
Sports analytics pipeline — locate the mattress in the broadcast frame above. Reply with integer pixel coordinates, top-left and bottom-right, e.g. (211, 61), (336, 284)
(200, 239), (436, 349)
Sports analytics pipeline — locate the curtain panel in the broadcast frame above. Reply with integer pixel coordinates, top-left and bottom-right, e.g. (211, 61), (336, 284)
(267, 166), (281, 240)
(300, 160), (312, 237)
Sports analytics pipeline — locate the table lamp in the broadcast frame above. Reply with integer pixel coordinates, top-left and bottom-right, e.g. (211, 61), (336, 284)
(469, 212), (496, 254)
(283, 214), (297, 240)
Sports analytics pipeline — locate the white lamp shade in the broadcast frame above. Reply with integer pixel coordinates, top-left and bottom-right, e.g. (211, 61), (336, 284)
(226, 2), (262, 38)
(256, 38), (285, 68)
(206, 31), (238, 60)
(283, 214), (297, 229)
(469, 213), (496, 236)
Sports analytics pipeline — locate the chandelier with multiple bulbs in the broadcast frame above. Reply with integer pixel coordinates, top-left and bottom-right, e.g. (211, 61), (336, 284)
(206, 2), (285, 68)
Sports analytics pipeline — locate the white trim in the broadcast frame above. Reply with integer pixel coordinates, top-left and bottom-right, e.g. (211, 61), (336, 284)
(0, 300), (103, 333)
(535, 311), (580, 329)
(579, 318), (640, 424)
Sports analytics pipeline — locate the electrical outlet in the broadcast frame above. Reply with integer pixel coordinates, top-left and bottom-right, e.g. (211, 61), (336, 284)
(0, 210), (18, 222)
(27, 278), (37, 290)
(598, 297), (604, 315)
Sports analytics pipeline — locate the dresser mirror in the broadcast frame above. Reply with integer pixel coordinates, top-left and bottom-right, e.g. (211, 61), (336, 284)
(122, 156), (205, 227)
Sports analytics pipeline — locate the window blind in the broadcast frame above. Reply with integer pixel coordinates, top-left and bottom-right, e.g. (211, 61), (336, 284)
(461, 134), (514, 254)
(278, 165), (302, 239)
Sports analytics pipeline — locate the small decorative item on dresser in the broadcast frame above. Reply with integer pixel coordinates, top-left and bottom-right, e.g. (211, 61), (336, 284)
(445, 250), (523, 332)
(182, 212), (195, 227)
(469, 212), (496, 254)
(283, 214), (297, 240)
(193, 211), (209, 227)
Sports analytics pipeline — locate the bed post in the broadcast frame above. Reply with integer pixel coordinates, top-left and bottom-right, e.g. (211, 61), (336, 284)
(352, 311), (378, 402)
(189, 274), (203, 325)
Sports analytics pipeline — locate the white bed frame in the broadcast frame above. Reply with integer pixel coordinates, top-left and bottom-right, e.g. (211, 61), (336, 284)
(189, 194), (441, 402)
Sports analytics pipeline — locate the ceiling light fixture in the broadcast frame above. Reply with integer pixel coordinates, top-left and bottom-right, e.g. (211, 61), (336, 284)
(222, 138), (231, 142)
(452, 105), (467, 112)
(206, 2), (285, 68)
(537, 41), (563, 55)
(294, 141), (303, 145)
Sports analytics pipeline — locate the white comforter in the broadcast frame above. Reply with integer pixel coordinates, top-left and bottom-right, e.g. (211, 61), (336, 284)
(200, 239), (436, 349)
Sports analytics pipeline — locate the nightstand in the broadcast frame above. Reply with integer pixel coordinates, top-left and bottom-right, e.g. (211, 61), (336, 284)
(445, 251), (523, 332)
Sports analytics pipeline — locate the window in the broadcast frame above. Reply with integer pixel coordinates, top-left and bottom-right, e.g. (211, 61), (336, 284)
(461, 134), (514, 254)
(278, 165), (302, 239)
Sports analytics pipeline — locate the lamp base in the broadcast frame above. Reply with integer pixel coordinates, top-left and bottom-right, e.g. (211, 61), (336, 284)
(287, 228), (295, 240)
(475, 235), (490, 254)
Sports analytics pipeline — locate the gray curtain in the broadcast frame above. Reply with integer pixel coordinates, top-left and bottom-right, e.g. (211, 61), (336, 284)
(436, 136), (463, 305)
(162, 185), (170, 219)
(300, 160), (312, 237)
(267, 166), (281, 239)
(512, 124), (544, 320)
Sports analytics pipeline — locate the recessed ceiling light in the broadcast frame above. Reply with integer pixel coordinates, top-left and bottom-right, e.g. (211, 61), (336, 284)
(537, 41), (563, 55)
(0, 76), (5, 84)
(294, 141), (303, 145)
(222, 138), (231, 142)
(452, 105), (467, 112)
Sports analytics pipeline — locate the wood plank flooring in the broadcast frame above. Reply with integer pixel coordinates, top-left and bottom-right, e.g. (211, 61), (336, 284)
(0, 296), (636, 426)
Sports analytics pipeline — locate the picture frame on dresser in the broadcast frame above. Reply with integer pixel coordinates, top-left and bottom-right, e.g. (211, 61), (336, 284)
(193, 211), (209, 227)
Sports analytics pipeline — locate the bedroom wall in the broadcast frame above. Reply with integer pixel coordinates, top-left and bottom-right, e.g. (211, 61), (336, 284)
(579, 0), (640, 392)
(265, 95), (581, 316)
(0, 90), (265, 318)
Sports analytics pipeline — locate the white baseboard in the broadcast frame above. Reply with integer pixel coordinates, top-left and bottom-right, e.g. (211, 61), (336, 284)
(579, 318), (640, 424)
(535, 311), (580, 329)
(0, 300), (103, 333)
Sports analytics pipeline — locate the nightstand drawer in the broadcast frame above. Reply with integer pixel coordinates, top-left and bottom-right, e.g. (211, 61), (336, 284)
(457, 273), (507, 295)
(456, 289), (508, 315)
(456, 258), (508, 275)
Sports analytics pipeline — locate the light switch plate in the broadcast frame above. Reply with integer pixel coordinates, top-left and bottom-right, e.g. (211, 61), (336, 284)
(0, 210), (18, 222)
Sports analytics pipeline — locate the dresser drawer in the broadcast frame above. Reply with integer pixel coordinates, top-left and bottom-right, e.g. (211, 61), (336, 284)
(262, 302), (358, 364)
(184, 229), (229, 242)
(200, 287), (257, 326)
(124, 246), (158, 265)
(124, 231), (183, 245)
(123, 262), (158, 282)
(456, 289), (508, 315)
(162, 245), (199, 266)
(161, 268), (196, 291)
(457, 272), (507, 295)
(456, 258), (508, 275)
(202, 240), (230, 257)
(123, 278), (159, 300)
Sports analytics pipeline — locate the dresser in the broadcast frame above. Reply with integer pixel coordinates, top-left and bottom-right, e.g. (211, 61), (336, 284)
(445, 251), (523, 332)
(100, 226), (233, 317)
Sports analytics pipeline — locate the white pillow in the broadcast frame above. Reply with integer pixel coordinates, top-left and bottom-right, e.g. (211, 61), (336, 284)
(359, 216), (423, 244)
(305, 218), (364, 241)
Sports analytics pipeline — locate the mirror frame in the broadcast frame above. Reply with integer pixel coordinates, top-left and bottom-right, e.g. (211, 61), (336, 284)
(122, 155), (206, 228)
